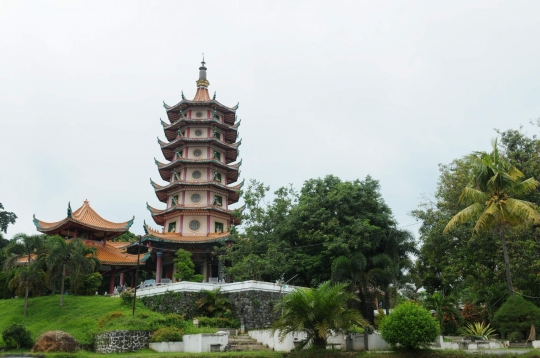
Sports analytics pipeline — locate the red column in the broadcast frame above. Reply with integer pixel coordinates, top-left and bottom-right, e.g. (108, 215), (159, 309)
(119, 273), (125, 286)
(109, 267), (116, 294)
(156, 251), (163, 284)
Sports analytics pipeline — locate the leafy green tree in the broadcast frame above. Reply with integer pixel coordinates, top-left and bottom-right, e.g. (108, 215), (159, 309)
(225, 176), (415, 323)
(8, 265), (45, 316)
(112, 231), (138, 242)
(0, 203), (17, 233)
(173, 248), (204, 282)
(272, 281), (367, 349)
(493, 295), (540, 339)
(444, 139), (540, 295)
(1, 323), (33, 349)
(380, 302), (438, 350)
(45, 236), (99, 306)
(425, 292), (461, 335)
(196, 288), (232, 318)
(4, 233), (45, 316)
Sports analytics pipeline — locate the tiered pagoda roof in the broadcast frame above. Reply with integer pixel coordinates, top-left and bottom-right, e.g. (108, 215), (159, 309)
(34, 200), (134, 240)
(142, 222), (230, 244)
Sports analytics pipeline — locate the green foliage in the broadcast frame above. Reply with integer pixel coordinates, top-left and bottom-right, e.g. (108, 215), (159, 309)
(0, 203), (17, 234)
(196, 316), (239, 328)
(2, 323), (33, 349)
(425, 292), (462, 335)
(413, 128), (540, 312)
(380, 302), (438, 350)
(507, 331), (523, 342)
(272, 281), (367, 349)
(120, 288), (134, 305)
(225, 176), (416, 323)
(462, 322), (497, 340)
(98, 311), (125, 328)
(77, 272), (102, 296)
(112, 231), (138, 242)
(163, 313), (185, 328)
(493, 295), (540, 338)
(196, 288), (232, 318)
(150, 327), (184, 342)
(374, 309), (385, 329)
(173, 249), (204, 282)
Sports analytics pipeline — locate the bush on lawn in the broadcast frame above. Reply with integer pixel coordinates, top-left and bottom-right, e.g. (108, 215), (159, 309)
(150, 327), (184, 342)
(493, 295), (540, 340)
(2, 323), (33, 349)
(380, 302), (438, 350)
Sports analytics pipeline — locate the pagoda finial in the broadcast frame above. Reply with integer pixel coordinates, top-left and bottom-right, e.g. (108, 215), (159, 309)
(213, 91), (216, 100)
(197, 57), (210, 88)
(181, 91), (185, 100)
(67, 202), (72, 218)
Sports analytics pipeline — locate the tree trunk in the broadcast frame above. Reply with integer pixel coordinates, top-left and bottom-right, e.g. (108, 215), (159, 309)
(24, 286), (29, 317)
(60, 263), (66, 306)
(499, 228), (514, 296)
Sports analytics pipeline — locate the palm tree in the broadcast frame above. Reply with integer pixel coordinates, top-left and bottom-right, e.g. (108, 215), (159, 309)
(272, 281), (368, 349)
(8, 265), (45, 316)
(45, 236), (99, 306)
(4, 233), (44, 316)
(444, 139), (540, 295)
(425, 292), (459, 335)
(196, 288), (232, 318)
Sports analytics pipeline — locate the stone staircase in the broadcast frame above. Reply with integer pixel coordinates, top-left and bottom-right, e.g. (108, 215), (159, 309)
(228, 334), (272, 351)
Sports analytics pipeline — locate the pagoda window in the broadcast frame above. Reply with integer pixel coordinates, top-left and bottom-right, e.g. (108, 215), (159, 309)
(173, 171), (180, 181)
(213, 172), (222, 183)
(171, 195), (179, 206)
(175, 151), (183, 159)
(213, 129), (221, 140)
(177, 130), (185, 137)
(214, 113), (220, 120)
(168, 222), (176, 233)
(214, 195), (223, 207)
(213, 151), (221, 161)
(215, 222), (224, 233)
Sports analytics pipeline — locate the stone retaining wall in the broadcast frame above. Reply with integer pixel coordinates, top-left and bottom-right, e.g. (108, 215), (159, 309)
(140, 289), (284, 329)
(94, 330), (152, 353)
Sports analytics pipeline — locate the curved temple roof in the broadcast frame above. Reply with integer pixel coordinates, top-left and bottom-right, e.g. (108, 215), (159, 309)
(142, 222), (230, 244)
(34, 200), (134, 234)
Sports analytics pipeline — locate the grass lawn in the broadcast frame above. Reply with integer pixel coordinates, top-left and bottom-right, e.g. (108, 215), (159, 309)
(0, 295), (158, 346)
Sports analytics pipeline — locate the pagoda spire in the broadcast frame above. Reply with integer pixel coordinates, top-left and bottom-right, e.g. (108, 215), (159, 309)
(197, 56), (209, 88)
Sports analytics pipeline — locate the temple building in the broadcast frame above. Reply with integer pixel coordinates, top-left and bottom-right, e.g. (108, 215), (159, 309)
(135, 59), (243, 283)
(33, 200), (146, 293)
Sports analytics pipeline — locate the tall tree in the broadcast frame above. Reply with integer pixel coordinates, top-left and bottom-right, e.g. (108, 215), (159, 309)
(45, 236), (99, 306)
(173, 248), (204, 282)
(444, 139), (540, 295)
(4, 233), (44, 316)
(0, 203), (17, 234)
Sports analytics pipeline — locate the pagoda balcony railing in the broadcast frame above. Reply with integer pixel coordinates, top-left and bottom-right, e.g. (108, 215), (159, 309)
(165, 118), (238, 131)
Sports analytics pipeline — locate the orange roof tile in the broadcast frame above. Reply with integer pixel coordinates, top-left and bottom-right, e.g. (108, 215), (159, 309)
(34, 200), (134, 233)
(193, 88), (211, 101)
(84, 240), (143, 266)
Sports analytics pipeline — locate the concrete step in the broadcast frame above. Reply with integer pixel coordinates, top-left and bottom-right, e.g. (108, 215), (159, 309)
(230, 340), (258, 345)
(230, 344), (273, 351)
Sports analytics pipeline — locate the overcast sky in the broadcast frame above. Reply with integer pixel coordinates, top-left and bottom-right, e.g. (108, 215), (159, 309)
(2, 1), (539, 238)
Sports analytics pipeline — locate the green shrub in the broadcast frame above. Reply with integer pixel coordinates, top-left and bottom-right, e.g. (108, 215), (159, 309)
(2, 323), (33, 349)
(493, 295), (540, 339)
(120, 288), (134, 305)
(507, 331), (523, 342)
(98, 311), (126, 328)
(196, 316), (239, 328)
(163, 313), (185, 328)
(150, 327), (184, 342)
(374, 309), (385, 329)
(379, 302), (438, 350)
(78, 272), (103, 296)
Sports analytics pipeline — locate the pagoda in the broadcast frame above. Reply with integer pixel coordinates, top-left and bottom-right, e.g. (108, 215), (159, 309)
(33, 200), (146, 293)
(138, 59), (243, 283)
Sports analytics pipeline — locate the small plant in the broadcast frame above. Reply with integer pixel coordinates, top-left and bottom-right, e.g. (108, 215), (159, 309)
(196, 288), (232, 318)
(98, 311), (125, 328)
(462, 322), (497, 340)
(374, 309), (385, 329)
(2, 323), (33, 349)
(150, 327), (184, 342)
(163, 313), (186, 329)
(379, 302), (439, 350)
(120, 288), (134, 305)
(196, 316), (240, 328)
(507, 331), (523, 342)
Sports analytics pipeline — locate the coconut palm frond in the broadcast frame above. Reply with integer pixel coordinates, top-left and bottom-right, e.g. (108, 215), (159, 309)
(507, 165), (525, 180)
(504, 198), (540, 226)
(459, 187), (489, 205)
(444, 203), (483, 233)
(474, 203), (498, 233)
(512, 177), (540, 196)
